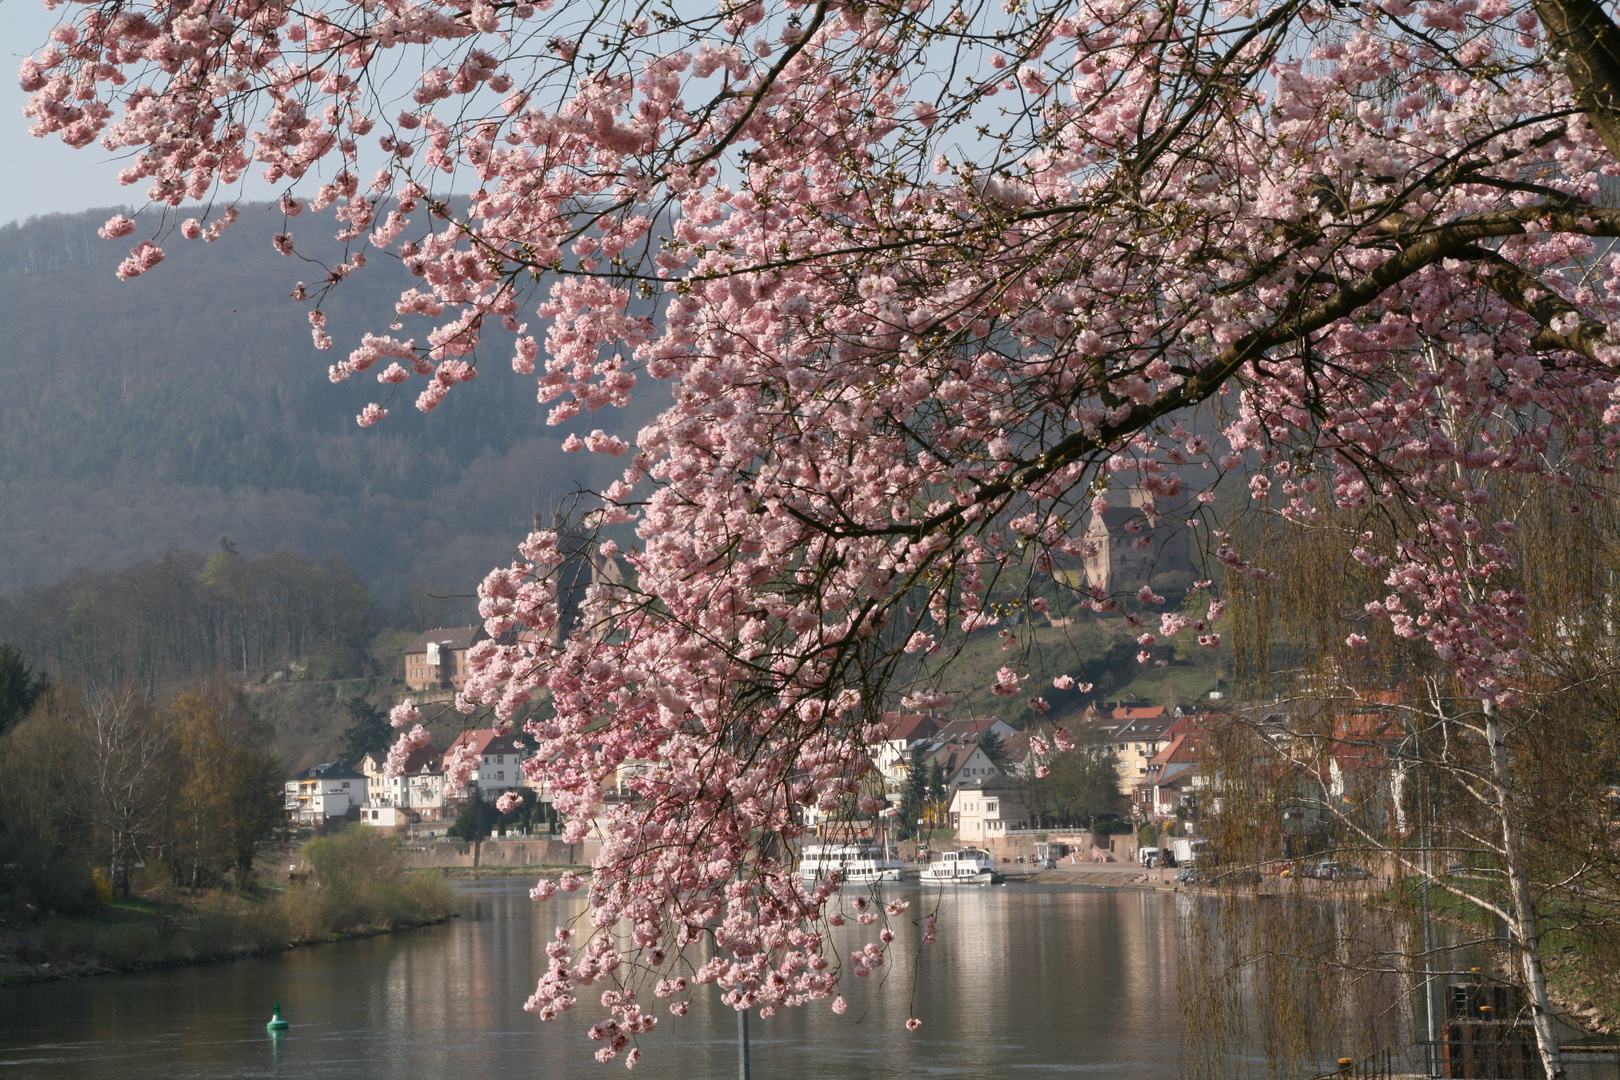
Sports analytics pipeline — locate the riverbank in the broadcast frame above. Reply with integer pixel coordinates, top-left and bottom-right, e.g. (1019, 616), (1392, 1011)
(1, 831), (460, 986)
(0, 892), (456, 986)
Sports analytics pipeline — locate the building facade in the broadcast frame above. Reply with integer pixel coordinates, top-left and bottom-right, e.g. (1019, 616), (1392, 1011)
(949, 780), (1031, 843)
(357, 745), (448, 825)
(403, 626), (488, 691)
(1077, 487), (1193, 594)
(285, 762), (366, 824)
(445, 729), (526, 794)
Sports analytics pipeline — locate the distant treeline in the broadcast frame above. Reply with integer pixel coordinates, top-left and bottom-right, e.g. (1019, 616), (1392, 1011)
(0, 545), (387, 693)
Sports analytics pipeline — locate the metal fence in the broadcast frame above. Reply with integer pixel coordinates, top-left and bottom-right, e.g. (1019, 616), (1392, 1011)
(1307, 1041), (1620, 1080)
(1308, 1047), (1394, 1080)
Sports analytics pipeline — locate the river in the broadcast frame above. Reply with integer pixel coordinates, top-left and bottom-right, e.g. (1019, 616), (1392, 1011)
(0, 881), (1184, 1080)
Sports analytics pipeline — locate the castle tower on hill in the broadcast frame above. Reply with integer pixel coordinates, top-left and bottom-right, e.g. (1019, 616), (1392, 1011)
(1079, 486), (1194, 596)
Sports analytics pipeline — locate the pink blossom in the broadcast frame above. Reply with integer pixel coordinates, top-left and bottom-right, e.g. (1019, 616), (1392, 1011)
(98, 215), (135, 240)
(991, 666), (1021, 696)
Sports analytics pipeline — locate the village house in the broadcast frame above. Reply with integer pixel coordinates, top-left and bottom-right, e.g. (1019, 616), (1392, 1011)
(867, 713), (1017, 791)
(1133, 730), (1205, 822)
(403, 626), (488, 692)
(446, 728), (526, 795)
(915, 740), (1001, 793)
(284, 762), (366, 824)
(1100, 713), (1175, 795)
(949, 778), (1031, 843)
(356, 745), (448, 827)
(868, 712), (948, 787)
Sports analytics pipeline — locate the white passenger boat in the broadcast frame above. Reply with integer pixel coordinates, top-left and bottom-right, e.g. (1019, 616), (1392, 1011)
(921, 848), (999, 885)
(798, 844), (904, 885)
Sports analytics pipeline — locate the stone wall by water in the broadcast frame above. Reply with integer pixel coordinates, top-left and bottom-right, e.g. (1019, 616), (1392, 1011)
(401, 838), (600, 868)
(979, 831), (1139, 864)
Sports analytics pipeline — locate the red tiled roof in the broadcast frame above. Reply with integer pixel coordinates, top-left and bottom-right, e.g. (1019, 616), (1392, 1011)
(874, 711), (944, 743)
(933, 716), (1005, 741)
(1147, 732), (1201, 767)
(400, 746), (443, 773)
(446, 729), (523, 758)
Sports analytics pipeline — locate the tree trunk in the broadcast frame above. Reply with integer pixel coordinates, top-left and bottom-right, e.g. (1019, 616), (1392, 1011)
(1534, 0), (1620, 159)
(1485, 708), (1565, 1079)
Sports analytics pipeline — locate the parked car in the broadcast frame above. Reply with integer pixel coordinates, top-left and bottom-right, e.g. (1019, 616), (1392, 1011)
(1215, 869), (1263, 888)
(1304, 861), (1372, 881)
(1033, 858), (1058, 870)
(1174, 867), (1207, 884)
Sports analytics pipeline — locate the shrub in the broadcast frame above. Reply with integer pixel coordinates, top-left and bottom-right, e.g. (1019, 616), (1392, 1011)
(275, 828), (457, 940)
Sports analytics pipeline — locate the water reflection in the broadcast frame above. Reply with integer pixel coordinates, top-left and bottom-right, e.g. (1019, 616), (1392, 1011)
(0, 882), (1182, 1079)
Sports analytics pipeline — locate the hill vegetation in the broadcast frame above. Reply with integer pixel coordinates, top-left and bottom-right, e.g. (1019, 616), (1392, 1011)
(0, 201), (648, 605)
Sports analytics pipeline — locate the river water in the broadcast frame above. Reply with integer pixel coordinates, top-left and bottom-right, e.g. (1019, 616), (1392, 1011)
(0, 881), (1183, 1080)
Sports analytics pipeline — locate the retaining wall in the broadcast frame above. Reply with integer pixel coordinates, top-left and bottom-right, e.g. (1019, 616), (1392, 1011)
(401, 838), (600, 868)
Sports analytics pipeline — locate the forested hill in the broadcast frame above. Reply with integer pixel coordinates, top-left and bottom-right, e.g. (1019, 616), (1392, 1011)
(0, 202), (648, 605)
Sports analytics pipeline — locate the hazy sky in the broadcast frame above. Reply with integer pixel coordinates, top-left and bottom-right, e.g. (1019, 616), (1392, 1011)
(1, 2), (132, 221)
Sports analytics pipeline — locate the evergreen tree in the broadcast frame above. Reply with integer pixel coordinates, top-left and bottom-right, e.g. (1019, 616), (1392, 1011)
(0, 643), (47, 739)
(339, 695), (391, 765)
(976, 730), (1007, 773)
(926, 762), (946, 821)
(897, 761), (928, 839)
(448, 788), (500, 842)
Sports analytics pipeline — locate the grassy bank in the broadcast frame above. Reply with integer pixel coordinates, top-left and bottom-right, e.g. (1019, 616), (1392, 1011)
(0, 830), (459, 986)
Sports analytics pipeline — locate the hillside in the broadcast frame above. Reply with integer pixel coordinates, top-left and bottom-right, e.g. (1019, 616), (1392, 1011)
(920, 617), (1229, 728)
(0, 202), (651, 607)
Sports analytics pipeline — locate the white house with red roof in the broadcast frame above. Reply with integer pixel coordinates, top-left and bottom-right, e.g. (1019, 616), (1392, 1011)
(868, 712), (947, 787)
(445, 728), (526, 794)
(1133, 729), (1205, 821)
(357, 744), (448, 826)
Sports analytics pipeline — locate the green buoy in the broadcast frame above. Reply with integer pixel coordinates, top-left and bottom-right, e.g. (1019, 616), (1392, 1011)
(266, 1001), (289, 1030)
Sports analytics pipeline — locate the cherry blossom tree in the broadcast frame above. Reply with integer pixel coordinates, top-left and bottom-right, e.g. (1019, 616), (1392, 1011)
(25, 0), (1620, 1068)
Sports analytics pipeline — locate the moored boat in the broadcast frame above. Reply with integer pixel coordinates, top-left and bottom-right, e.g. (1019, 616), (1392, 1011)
(798, 843), (905, 885)
(921, 848), (1000, 885)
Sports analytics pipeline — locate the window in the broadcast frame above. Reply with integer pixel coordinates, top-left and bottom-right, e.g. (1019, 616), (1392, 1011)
(496, 755), (505, 765)
(342, 781), (350, 789)
(986, 801), (998, 813)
